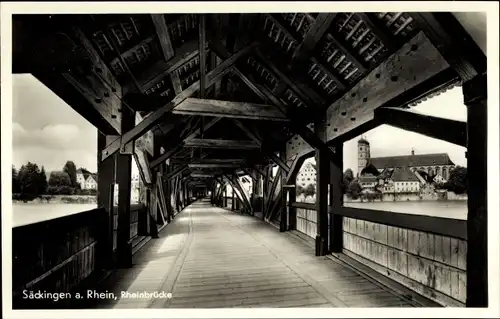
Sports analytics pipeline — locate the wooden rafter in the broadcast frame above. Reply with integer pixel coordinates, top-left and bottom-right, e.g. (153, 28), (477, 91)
(287, 31), (451, 160)
(231, 119), (290, 173)
(357, 13), (396, 51)
(228, 58), (339, 165)
(149, 117), (221, 168)
(255, 46), (325, 106)
(284, 155), (306, 185)
(173, 98), (290, 122)
(375, 107), (467, 147)
(410, 12), (486, 81)
(184, 139), (260, 150)
(151, 14), (175, 61)
(101, 44), (256, 161)
(174, 158), (246, 165)
(100, 24), (142, 93)
(131, 40), (205, 94)
(188, 163), (242, 169)
(290, 13), (337, 65)
(199, 14), (207, 98)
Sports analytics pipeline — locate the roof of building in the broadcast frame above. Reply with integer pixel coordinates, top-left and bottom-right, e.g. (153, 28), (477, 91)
(368, 153), (454, 168)
(86, 174), (98, 182)
(379, 168), (394, 180)
(390, 166), (420, 182)
(358, 137), (370, 145)
(359, 174), (378, 183)
(77, 168), (95, 180)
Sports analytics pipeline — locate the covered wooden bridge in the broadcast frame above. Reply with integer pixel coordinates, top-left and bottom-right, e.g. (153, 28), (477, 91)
(12, 12), (488, 309)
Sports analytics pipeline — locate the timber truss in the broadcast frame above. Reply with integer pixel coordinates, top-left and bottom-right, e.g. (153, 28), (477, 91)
(13, 12), (485, 228)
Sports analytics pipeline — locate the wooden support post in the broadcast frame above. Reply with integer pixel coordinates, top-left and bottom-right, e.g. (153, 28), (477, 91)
(224, 185), (228, 208)
(165, 165), (172, 223)
(231, 185), (235, 210)
(329, 143), (343, 253)
(256, 167), (264, 217)
(315, 116), (329, 256)
(279, 149), (288, 232)
(97, 133), (116, 270)
(147, 188), (159, 238)
(288, 186), (297, 231)
(463, 73), (487, 307)
(116, 107), (134, 268)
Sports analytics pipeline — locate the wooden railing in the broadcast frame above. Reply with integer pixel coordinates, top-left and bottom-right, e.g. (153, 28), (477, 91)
(288, 201), (467, 307)
(12, 208), (103, 309)
(13, 203), (148, 309)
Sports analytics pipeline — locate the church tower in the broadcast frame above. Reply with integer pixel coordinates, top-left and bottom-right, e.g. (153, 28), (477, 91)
(357, 137), (370, 176)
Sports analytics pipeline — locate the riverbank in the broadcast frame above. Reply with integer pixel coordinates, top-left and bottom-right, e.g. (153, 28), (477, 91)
(12, 195), (97, 205)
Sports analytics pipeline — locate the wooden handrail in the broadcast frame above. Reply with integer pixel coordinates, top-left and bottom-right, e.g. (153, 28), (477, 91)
(339, 206), (467, 240)
(289, 202), (315, 210)
(287, 201), (467, 240)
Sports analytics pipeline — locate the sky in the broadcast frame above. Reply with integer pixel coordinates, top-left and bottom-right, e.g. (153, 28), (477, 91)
(12, 74), (466, 176)
(12, 74), (140, 175)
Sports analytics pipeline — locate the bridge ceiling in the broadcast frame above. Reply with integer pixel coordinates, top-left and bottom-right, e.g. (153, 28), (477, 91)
(13, 12), (483, 172)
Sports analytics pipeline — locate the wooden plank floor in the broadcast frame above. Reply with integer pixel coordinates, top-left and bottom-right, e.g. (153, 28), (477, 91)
(96, 199), (417, 308)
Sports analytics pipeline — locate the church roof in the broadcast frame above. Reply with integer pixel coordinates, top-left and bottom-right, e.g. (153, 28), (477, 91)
(359, 174), (378, 183)
(390, 167), (420, 182)
(368, 153), (454, 168)
(358, 137), (369, 145)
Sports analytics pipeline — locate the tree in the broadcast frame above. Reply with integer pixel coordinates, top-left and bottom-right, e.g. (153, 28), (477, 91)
(361, 163), (380, 176)
(17, 162), (42, 198)
(39, 166), (48, 195)
(343, 168), (354, 193)
(12, 166), (19, 193)
(48, 171), (72, 187)
(296, 185), (305, 196)
(444, 166), (467, 194)
(63, 161), (78, 187)
(304, 184), (316, 197)
(347, 179), (362, 199)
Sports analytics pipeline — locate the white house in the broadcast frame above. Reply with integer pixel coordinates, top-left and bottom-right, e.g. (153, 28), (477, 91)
(390, 167), (420, 193)
(84, 174), (98, 190)
(76, 168), (97, 190)
(296, 162), (316, 188)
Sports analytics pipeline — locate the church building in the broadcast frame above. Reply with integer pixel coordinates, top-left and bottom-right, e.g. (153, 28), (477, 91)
(357, 137), (455, 181)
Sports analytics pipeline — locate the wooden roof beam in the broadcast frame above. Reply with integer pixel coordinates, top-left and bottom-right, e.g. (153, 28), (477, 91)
(357, 13), (397, 51)
(149, 117), (221, 168)
(188, 163), (243, 169)
(295, 13), (367, 72)
(255, 46), (326, 106)
(190, 173), (214, 178)
(208, 40), (270, 103)
(232, 119), (289, 173)
(31, 27), (125, 135)
(199, 15), (207, 98)
(284, 31), (451, 160)
(260, 14), (339, 103)
(165, 165), (189, 180)
(229, 57), (340, 166)
(128, 40), (205, 94)
(172, 158), (246, 165)
(410, 12), (486, 81)
(375, 107), (467, 147)
(290, 13), (337, 66)
(173, 98), (290, 122)
(184, 139), (260, 150)
(151, 14), (175, 61)
(101, 26), (142, 93)
(101, 44), (256, 161)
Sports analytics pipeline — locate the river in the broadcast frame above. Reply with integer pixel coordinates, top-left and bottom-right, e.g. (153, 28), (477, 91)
(13, 203), (98, 227)
(11, 200), (468, 228)
(344, 200), (467, 220)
